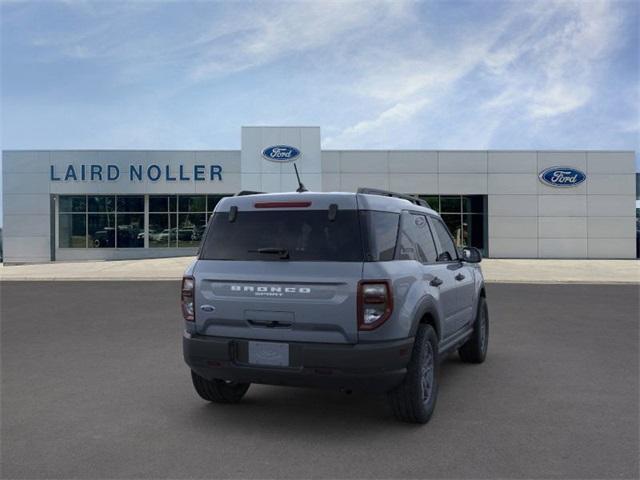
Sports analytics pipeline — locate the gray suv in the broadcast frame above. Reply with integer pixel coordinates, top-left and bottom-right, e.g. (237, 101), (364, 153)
(182, 189), (488, 423)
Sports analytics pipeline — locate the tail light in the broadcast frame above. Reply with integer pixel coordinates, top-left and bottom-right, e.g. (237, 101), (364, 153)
(181, 276), (195, 322)
(358, 281), (393, 330)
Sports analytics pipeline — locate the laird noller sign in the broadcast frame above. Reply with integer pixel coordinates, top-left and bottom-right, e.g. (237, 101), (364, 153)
(50, 163), (223, 182)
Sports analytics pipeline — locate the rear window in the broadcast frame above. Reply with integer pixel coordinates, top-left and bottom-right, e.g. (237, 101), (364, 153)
(200, 210), (364, 262)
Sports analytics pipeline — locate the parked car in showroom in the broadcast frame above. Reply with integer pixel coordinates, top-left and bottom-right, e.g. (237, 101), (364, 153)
(182, 189), (488, 423)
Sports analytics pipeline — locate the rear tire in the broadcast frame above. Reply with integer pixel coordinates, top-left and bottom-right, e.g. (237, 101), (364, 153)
(458, 296), (489, 364)
(387, 325), (439, 424)
(191, 371), (250, 404)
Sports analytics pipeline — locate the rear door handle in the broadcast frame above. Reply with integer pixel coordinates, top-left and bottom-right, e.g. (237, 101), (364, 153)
(430, 277), (443, 287)
(455, 273), (465, 281)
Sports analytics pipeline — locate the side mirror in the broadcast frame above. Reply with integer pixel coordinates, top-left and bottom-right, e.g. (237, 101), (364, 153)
(461, 246), (482, 263)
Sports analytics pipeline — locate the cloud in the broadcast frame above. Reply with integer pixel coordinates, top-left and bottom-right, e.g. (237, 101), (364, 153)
(326, 0), (629, 147)
(17, 0), (411, 81)
(189, 1), (411, 80)
(2, 0), (637, 155)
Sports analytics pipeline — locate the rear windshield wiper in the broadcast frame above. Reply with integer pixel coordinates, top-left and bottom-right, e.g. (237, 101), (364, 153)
(248, 247), (290, 259)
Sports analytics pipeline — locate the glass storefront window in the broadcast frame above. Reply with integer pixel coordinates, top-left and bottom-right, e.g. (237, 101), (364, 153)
(117, 196), (144, 212)
(463, 213), (485, 251)
(88, 213), (115, 248)
(441, 214), (464, 246)
(149, 213), (171, 248)
(116, 213), (144, 248)
(421, 196), (439, 211)
(178, 213), (206, 247)
(88, 195), (115, 212)
(462, 195), (485, 213)
(149, 195), (168, 212)
(59, 194), (230, 249)
(179, 195), (206, 213)
(414, 194), (487, 255)
(59, 196), (86, 213)
(59, 214), (86, 247)
(439, 196), (461, 213)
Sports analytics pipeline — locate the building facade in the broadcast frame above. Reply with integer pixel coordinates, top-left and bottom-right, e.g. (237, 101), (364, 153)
(2, 126), (637, 263)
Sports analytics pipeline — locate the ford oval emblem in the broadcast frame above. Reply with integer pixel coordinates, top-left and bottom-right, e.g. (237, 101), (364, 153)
(261, 145), (301, 163)
(538, 166), (586, 188)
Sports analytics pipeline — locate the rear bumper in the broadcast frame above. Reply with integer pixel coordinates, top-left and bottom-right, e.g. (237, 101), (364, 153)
(183, 333), (414, 393)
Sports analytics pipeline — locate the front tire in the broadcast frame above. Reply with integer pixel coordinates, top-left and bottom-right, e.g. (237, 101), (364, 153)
(458, 296), (489, 364)
(387, 324), (439, 424)
(191, 371), (250, 404)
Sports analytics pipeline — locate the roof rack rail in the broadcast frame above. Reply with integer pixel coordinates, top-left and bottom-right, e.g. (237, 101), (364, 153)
(235, 190), (264, 196)
(357, 188), (429, 208)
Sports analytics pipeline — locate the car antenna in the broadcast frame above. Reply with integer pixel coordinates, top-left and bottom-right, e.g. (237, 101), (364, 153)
(293, 163), (308, 193)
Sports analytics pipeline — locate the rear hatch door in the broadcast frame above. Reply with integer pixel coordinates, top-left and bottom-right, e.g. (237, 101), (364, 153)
(194, 194), (363, 344)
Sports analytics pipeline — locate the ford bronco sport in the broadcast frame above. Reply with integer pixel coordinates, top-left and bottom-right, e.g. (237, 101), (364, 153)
(182, 189), (488, 423)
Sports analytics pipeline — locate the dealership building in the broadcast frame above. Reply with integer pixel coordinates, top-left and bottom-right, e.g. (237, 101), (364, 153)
(1, 126), (637, 263)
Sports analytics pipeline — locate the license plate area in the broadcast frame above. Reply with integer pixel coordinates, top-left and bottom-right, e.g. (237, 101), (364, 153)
(248, 341), (290, 367)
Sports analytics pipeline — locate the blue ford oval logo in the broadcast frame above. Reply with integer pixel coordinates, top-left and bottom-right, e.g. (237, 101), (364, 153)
(261, 145), (301, 162)
(538, 166), (586, 188)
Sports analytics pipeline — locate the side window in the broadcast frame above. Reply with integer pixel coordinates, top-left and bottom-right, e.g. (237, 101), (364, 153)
(431, 217), (458, 262)
(419, 218), (438, 262)
(397, 213), (437, 263)
(361, 211), (400, 261)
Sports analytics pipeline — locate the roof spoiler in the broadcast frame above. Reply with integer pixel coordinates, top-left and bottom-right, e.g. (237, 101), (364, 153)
(357, 188), (429, 208)
(235, 190), (264, 196)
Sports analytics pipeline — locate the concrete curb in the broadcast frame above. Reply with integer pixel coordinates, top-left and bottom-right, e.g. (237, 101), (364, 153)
(1, 258), (638, 284)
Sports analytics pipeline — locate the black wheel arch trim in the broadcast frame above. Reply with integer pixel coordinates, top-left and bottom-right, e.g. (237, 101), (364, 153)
(409, 296), (443, 341)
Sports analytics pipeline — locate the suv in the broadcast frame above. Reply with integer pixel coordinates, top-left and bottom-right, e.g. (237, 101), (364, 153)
(182, 189), (488, 423)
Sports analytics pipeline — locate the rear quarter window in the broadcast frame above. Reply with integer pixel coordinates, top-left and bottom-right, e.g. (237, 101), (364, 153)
(359, 211), (400, 261)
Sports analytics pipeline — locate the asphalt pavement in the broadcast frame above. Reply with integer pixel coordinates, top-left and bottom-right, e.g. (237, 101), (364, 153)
(1, 282), (638, 479)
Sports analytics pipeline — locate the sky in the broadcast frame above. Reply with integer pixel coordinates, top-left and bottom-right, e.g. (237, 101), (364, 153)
(1, 0), (639, 223)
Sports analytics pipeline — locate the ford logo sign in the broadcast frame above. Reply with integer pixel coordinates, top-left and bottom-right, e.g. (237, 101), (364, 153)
(261, 145), (301, 163)
(538, 166), (586, 188)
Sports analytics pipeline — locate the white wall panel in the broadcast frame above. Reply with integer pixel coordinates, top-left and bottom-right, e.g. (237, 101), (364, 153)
(388, 151), (438, 173)
(538, 195), (587, 217)
(538, 238), (588, 258)
(321, 152), (340, 172)
(3, 151), (50, 173)
(340, 151), (388, 173)
(587, 195), (636, 217)
(488, 174), (538, 194)
(3, 172), (50, 195)
(389, 174), (438, 194)
(3, 236), (50, 262)
(489, 217), (538, 238)
(438, 152), (487, 173)
(489, 238), (538, 258)
(488, 195), (538, 217)
(488, 151), (537, 173)
(339, 173), (389, 191)
(587, 174), (635, 195)
(322, 173), (341, 191)
(195, 174), (240, 193)
(195, 151), (241, 173)
(538, 217), (587, 238)
(438, 174), (487, 194)
(588, 217), (636, 238)
(538, 151), (587, 171)
(587, 152), (635, 174)
(587, 239), (636, 259)
(3, 194), (50, 215)
(3, 214), (50, 237)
